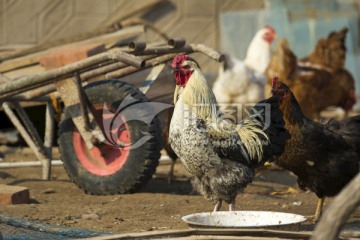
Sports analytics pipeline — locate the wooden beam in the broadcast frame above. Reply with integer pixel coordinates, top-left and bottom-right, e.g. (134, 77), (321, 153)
(79, 228), (312, 240)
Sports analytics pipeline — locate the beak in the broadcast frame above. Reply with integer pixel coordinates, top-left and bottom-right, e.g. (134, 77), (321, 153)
(273, 34), (279, 40)
(271, 88), (277, 95)
(171, 68), (179, 74)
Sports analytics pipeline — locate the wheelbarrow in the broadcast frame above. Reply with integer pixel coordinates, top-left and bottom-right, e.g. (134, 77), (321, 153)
(0, 39), (224, 195)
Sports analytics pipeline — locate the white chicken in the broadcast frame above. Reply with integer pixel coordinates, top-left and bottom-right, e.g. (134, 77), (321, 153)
(212, 26), (276, 107)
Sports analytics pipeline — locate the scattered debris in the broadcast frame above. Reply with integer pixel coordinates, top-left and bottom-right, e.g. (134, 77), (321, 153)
(114, 217), (124, 222)
(42, 188), (56, 194)
(147, 226), (169, 231)
(81, 213), (100, 220)
(271, 187), (300, 196)
(292, 201), (303, 206)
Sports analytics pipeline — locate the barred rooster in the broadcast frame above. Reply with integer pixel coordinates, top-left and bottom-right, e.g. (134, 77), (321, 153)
(169, 54), (289, 211)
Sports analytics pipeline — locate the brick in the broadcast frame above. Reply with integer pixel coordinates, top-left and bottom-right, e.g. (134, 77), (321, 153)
(0, 184), (30, 205)
(39, 43), (106, 70)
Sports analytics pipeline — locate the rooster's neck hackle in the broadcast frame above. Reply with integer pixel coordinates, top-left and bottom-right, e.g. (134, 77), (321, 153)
(281, 92), (305, 127)
(182, 65), (218, 121)
(180, 64), (268, 162)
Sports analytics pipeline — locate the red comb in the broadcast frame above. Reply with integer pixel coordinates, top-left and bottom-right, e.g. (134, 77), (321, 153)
(172, 54), (190, 68)
(265, 25), (276, 34)
(272, 76), (279, 88)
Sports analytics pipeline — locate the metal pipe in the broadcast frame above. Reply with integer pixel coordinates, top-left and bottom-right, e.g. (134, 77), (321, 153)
(81, 54), (158, 81)
(126, 44), (225, 62)
(81, 62), (128, 80)
(9, 95), (52, 102)
(106, 53), (178, 79)
(43, 101), (55, 178)
(2, 45), (223, 101)
(0, 160), (63, 168)
(7, 84), (57, 101)
(190, 44), (225, 62)
(11, 102), (51, 180)
(128, 41), (147, 51)
(2, 102), (50, 179)
(168, 38), (186, 49)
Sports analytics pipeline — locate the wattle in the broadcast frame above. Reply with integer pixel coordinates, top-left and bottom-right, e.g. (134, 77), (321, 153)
(175, 72), (192, 86)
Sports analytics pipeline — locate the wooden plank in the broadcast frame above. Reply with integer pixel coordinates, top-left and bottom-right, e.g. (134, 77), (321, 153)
(158, 236), (293, 240)
(79, 229), (312, 240)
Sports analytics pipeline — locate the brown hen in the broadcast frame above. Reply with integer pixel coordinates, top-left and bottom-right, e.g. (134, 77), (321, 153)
(265, 34), (355, 120)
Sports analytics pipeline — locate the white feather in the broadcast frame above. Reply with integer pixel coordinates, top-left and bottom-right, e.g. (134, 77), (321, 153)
(212, 28), (273, 108)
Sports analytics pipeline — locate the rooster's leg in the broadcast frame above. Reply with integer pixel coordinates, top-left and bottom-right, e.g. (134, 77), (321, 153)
(167, 160), (176, 183)
(229, 199), (236, 211)
(213, 200), (222, 212)
(306, 197), (324, 222)
(313, 197), (325, 222)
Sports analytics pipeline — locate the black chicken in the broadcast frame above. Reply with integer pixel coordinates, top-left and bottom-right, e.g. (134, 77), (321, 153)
(271, 77), (360, 221)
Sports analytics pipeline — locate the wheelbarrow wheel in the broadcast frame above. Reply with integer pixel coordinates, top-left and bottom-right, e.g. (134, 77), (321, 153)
(58, 79), (162, 195)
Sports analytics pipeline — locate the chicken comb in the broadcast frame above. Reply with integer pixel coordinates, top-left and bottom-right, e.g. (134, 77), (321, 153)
(172, 54), (190, 68)
(265, 25), (276, 34)
(272, 76), (279, 88)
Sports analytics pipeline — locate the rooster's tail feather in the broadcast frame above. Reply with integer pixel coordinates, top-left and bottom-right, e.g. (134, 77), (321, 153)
(249, 95), (290, 164)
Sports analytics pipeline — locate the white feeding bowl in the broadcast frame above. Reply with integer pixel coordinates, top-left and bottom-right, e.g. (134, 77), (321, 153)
(182, 211), (307, 231)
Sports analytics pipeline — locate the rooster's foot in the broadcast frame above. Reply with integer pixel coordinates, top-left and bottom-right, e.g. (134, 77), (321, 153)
(213, 200), (222, 212)
(229, 199), (236, 211)
(306, 197), (324, 223)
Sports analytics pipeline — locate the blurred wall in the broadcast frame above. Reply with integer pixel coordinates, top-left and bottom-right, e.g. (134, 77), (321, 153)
(0, 0), (264, 47)
(0, 0), (166, 46)
(0, 0), (264, 75)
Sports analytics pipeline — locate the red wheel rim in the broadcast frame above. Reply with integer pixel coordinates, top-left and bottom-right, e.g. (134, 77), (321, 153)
(73, 104), (131, 176)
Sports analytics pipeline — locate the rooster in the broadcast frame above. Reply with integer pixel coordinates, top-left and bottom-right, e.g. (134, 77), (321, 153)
(271, 77), (360, 221)
(265, 38), (355, 120)
(212, 26), (276, 108)
(169, 54), (289, 211)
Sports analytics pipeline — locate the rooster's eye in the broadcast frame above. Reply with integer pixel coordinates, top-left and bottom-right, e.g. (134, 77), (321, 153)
(182, 65), (190, 70)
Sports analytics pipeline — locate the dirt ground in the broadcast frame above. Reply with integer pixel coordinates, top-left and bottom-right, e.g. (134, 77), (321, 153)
(0, 146), (359, 236)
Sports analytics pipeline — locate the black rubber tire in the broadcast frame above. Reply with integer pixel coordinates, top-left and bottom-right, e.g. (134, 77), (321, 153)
(58, 79), (162, 195)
